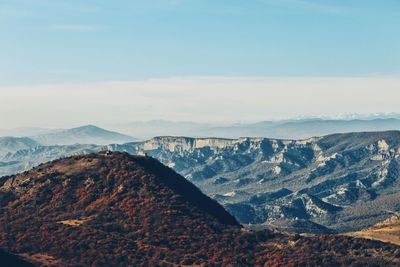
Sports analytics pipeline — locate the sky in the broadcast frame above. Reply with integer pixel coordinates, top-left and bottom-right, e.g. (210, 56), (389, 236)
(1, 77), (400, 128)
(0, 0), (399, 128)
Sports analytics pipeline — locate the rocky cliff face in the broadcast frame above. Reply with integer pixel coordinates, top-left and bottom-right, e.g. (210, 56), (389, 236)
(78, 132), (400, 233)
(138, 136), (237, 152)
(1, 131), (400, 233)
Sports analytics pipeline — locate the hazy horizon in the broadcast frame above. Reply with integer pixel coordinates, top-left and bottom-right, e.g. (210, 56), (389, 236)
(0, 76), (399, 129)
(1, 1), (399, 129)
(3, 110), (400, 131)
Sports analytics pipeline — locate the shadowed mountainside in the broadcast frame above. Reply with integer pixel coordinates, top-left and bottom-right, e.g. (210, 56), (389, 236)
(0, 249), (35, 267)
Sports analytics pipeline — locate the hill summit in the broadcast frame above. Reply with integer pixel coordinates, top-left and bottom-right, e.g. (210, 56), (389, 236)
(0, 152), (399, 266)
(31, 125), (137, 145)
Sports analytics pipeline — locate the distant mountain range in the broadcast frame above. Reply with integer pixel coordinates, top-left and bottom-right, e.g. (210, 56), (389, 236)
(30, 125), (137, 146)
(0, 152), (398, 266)
(0, 127), (53, 137)
(3, 118), (400, 141)
(0, 125), (137, 147)
(1, 130), (400, 235)
(109, 118), (400, 139)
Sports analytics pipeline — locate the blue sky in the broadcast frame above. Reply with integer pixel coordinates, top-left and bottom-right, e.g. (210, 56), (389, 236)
(1, 0), (399, 85)
(1, 1), (399, 128)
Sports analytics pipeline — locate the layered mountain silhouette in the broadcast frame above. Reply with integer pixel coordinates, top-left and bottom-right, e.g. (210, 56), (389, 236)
(4, 118), (400, 142)
(31, 125), (137, 146)
(112, 118), (400, 139)
(0, 152), (399, 266)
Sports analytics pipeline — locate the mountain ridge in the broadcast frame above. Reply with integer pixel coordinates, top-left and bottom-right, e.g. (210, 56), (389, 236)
(0, 137), (40, 157)
(31, 125), (137, 146)
(1, 130), (400, 234)
(110, 118), (400, 139)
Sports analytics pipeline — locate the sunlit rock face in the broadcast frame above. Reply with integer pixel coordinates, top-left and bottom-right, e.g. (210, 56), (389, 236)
(1, 131), (400, 233)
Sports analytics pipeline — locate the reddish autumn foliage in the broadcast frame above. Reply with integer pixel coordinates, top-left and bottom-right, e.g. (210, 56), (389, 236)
(0, 152), (398, 266)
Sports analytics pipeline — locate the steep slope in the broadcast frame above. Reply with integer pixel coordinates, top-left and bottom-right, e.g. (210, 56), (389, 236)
(347, 214), (400, 245)
(32, 125), (136, 145)
(0, 152), (398, 266)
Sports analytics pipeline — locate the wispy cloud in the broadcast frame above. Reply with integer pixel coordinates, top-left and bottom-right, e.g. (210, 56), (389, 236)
(48, 24), (105, 32)
(258, 0), (349, 14)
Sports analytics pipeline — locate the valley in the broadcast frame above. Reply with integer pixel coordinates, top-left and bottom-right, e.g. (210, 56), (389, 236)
(1, 130), (400, 235)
